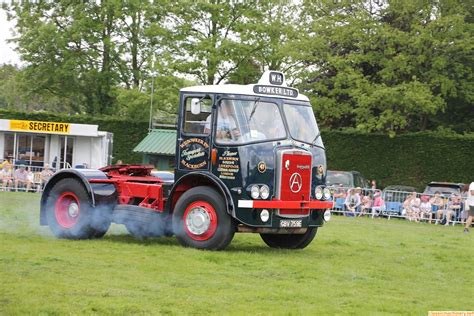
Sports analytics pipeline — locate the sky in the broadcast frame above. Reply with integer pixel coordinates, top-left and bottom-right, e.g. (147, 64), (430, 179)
(0, 9), (21, 65)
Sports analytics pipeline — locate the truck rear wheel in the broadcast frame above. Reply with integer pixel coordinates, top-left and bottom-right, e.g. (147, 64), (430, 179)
(45, 178), (111, 239)
(260, 228), (318, 249)
(173, 186), (235, 250)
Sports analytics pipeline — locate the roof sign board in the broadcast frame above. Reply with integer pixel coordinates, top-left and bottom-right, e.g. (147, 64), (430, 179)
(252, 85), (298, 98)
(10, 120), (71, 134)
(254, 71), (298, 97)
(269, 72), (284, 85)
(0, 119), (99, 137)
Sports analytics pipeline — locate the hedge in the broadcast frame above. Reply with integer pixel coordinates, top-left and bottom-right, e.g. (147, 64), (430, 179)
(323, 130), (474, 190)
(1, 109), (473, 190)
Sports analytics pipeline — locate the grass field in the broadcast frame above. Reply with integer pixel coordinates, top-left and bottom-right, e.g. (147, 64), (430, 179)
(0, 191), (473, 315)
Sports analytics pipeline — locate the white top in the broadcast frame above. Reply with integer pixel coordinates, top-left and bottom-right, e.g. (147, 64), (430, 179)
(468, 182), (474, 206)
(420, 201), (431, 213)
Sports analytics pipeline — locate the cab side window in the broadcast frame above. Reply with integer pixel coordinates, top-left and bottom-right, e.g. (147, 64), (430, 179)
(183, 97), (212, 135)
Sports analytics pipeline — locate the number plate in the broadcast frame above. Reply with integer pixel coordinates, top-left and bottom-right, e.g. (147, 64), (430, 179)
(280, 219), (302, 228)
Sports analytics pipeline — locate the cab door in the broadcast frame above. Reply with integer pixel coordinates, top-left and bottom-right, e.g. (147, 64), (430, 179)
(176, 94), (213, 176)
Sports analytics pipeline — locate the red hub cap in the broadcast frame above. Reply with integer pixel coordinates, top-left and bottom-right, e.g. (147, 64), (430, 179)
(183, 201), (218, 241)
(55, 192), (81, 228)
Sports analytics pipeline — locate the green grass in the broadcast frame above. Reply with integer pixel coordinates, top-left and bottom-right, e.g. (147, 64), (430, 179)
(0, 191), (472, 315)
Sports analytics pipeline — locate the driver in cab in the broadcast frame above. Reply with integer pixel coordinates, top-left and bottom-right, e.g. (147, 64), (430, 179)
(205, 100), (241, 142)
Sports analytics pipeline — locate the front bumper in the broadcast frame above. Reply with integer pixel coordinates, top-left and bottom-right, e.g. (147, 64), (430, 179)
(238, 199), (334, 209)
(234, 199), (334, 228)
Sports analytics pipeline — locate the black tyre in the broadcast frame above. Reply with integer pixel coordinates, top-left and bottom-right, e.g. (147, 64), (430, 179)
(45, 178), (111, 239)
(260, 228), (318, 249)
(172, 186), (235, 250)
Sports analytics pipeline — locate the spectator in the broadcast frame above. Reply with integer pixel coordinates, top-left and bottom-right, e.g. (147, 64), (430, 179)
(116, 160), (123, 165)
(359, 194), (372, 217)
(437, 194), (461, 226)
(344, 188), (361, 217)
(371, 190), (385, 218)
(419, 195), (432, 222)
(333, 184), (346, 199)
(429, 191), (444, 219)
(1, 164), (13, 191)
(14, 165), (31, 192)
(403, 192), (420, 222)
(0, 158), (12, 170)
(447, 194), (462, 225)
(371, 180), (377, 190)
(463, 182), (474, 233)
(40, 164), (54, 188)
(26, 167), (34, 192)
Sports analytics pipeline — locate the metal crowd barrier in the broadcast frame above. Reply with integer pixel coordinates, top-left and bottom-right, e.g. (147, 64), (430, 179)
(328, 186), (468, 226)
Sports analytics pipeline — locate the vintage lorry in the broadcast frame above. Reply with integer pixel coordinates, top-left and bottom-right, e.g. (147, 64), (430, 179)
(40, 71), (333, 250)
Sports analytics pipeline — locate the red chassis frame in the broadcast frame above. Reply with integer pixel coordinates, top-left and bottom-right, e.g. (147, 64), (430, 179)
(89, 165), (166, 211)
(89, 165), (333, 215)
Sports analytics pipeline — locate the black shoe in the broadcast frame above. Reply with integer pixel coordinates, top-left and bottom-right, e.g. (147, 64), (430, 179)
(464, 228), (469, 233)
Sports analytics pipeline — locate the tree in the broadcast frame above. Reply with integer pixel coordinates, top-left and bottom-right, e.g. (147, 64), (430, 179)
(296, 0), (473, 134)
(3, 0), (171, 114)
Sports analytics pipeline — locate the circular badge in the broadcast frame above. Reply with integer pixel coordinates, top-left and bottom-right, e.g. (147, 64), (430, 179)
(257, 161), (266, 173)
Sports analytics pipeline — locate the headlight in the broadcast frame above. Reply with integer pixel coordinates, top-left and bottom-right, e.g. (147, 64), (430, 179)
(323, 210), (331, 222)
(250, 185), (260, 199)
(260, 185), (270, 199)
(323, 187), (331, 200)
(315, 186), (323, 200)
(260, 209), (270, 222)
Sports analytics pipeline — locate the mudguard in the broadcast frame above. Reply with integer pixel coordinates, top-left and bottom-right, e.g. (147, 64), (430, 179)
(40, 169), (117, 225)
(166, 171), (235, 216)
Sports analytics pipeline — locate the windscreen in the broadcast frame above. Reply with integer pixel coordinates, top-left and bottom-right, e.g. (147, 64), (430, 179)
(283, 103), (322, 146)
(424, 186), (460, 195)
(326, 171), (352, 187)
(215, 99), (286, 145)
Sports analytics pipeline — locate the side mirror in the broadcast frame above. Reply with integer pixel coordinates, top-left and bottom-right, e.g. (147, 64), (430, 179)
(190, 98), (201, 115)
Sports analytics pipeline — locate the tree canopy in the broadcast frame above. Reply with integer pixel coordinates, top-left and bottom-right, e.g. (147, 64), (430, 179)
(1, 0), (472, 134)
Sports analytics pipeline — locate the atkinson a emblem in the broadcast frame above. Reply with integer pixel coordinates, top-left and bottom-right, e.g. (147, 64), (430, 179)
(289, 173), (303, 193)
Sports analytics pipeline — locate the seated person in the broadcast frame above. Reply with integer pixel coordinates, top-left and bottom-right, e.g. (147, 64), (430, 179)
(40, 164), (54, 188)
(359, 195), (372, 217)
(419, 195), (432, 222)
(205, 100), (241, 142)
(14, 165), (32, 192)
(403, 192), (420, 221)
(430, 191), (444, 215)
(344, 188), (361, 217)
(442, 194), (462, 225)
(1, 164), (13, 191)
(371, 190), (385, 217)
(333, 184), (347, 199)
(27, 167), (35, 191)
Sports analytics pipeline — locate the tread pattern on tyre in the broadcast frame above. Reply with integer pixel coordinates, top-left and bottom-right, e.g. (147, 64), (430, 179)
(260, 228), (317, 249)
(45, 178), (111, 239)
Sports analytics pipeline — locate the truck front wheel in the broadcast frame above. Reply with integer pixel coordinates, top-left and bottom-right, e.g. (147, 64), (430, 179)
(173, 186), (235, 250)
(260, 228), (318, 249)
(45, 178), (111, 239)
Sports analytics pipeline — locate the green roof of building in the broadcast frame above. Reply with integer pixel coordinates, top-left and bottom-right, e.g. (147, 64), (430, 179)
(133, 129), (177, 155)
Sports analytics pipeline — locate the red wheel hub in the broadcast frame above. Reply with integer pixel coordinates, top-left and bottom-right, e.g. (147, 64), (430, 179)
(55, 192), (81, 228)
(183, 201), (218, 241)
